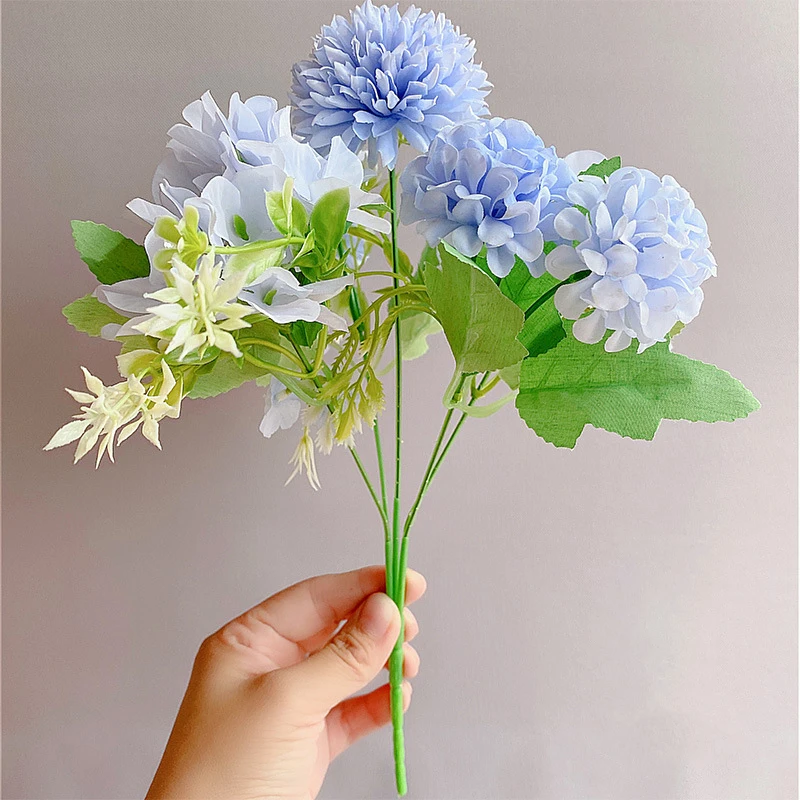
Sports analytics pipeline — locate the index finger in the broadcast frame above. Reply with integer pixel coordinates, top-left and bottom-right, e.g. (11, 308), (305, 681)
(235, 565), (426, 654)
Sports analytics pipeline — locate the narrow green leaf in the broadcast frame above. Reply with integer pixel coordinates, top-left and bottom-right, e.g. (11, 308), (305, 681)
(423, 244), (527, 374)
(62, 294), (127, 337)
(71, 221), (150, 284)
(579, 156), (622, 180)
(516, 330), (760, 448)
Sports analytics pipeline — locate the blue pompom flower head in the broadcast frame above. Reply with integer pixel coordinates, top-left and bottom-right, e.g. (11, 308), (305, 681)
(400, 117), (578, 277)
(547, 167), (716, 352)
(289, 0), (491, 169)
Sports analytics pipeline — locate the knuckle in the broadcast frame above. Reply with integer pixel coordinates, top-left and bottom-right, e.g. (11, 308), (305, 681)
(328, 627), (374, 679)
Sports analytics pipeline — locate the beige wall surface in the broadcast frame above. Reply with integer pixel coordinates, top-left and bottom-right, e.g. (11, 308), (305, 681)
(2, 1), (797, 798)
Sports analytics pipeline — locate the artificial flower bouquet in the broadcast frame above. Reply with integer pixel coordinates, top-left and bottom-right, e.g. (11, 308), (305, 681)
(46, 2), (759, 794)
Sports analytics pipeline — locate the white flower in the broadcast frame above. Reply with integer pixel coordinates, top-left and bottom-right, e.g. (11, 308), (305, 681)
(134, 253), (251, 360)
(260, 378), (303, 438)
(44, 363), (181, 466)
(239, 267), (352, 330)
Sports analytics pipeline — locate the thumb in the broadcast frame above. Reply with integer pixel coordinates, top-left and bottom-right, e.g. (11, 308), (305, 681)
(282, 592), (401, 713)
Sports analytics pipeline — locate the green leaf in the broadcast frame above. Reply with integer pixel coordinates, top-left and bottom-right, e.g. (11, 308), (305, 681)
(266, 187), (308, 237)
(62, 294), (127, 337)
(309, 187), (350, 262)
(579, 156), (622, 180)
(188, 318), (283, 399)
(518, 302), (566, 358)
(225, 246), (284, 284)
(187, 354), (270, 399)
(498, 259), (566, 358)
(419, 245), (439, 274)
(516, 330), (760, 448)
(71, 221), (150, 284)
(233, 214), (249, 241)
(291, 319), (322, 347)
(500, 259), (556, 313)
(400, 309), (442, 361)
(423, 244), (528, 374)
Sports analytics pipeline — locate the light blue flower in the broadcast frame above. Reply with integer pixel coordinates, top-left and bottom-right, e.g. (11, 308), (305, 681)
(289, 0), (491, 169)
(400, 117), (578, 277)
(547, 167), (716, 352)
(151, 91), (290, 200)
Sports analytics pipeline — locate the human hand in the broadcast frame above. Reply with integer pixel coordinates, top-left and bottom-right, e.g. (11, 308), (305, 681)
(145, 565), (426, 800)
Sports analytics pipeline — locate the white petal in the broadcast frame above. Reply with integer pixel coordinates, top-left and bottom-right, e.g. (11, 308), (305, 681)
(604, 244), (638, 278)
(605, 329), (632, 352)
(554, 208), (590, 242)
(546, 244), (585, 280)
(573, 309), (607, 345)
(554, 275), (596, 319)
(563, 150), (607, 174)
(316, 305), (350, 331)
(581, 248), (608, 275)
(44, 419), (91, 450)
(591, 277), (629, 312)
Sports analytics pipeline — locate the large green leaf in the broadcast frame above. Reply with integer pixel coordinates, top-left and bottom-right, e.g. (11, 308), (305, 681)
(499, 259), (567, 358)
(423, 244), (527, 374)
(71, 221), (150, 284)
(518, 302), (566, 358)
(62, 294), (127, 337)
(516, 331), (760, 448)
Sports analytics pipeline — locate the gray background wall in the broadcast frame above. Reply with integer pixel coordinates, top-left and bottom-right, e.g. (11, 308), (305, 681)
(2, 1), (797, 798)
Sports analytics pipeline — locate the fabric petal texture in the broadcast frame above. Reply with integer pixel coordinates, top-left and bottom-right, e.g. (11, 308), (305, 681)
(547, 166), (715, 351)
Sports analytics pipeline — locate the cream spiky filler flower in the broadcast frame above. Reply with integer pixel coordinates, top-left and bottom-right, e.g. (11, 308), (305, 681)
(47, 2), (759, 795)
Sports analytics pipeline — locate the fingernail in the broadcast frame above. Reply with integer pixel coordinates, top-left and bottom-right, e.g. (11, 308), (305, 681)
(360, 593), (397, 638)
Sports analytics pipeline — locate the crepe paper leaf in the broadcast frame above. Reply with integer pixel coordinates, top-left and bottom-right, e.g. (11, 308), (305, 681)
(498, 362), (521, 390)
(516, 331), (760, 448)
(187, 354), (271, 399)
(291, 319), (322, 347)
(518, 301), (566, 358)
(62, 294), (127, 337)
(418, 245), (439, 274)
(579, 156), (622, 180)
(423, 244), (528, 374)
(400, 309), (443, 361)
(500, 258), (558, 313)
(71, 221), (150, 284)
(308, 187), (350, 263)
(266, 188), (308, 238)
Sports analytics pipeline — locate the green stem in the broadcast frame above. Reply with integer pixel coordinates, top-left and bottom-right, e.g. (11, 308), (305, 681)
(387, 166), (407, 797)
(374, 421), (393, 598)
(403, 374), (487, 536)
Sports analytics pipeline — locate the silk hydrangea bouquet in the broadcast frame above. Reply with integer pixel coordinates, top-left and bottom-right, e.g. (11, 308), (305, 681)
(46, 2), (759, 794)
